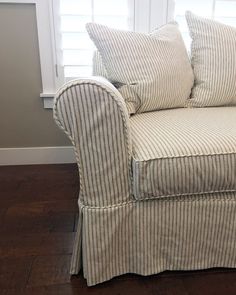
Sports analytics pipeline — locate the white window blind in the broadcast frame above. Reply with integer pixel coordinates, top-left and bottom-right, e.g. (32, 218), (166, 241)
(174, 0), (236, 48)
(53, 0), (134, 83)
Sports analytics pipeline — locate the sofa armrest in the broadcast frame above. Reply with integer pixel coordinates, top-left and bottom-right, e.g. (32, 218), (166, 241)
(53, 77), (132, 207)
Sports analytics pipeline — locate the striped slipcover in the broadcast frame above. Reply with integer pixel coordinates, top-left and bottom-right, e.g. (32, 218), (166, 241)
(131, 108), (236, 200)
(54, 77), (236, 286)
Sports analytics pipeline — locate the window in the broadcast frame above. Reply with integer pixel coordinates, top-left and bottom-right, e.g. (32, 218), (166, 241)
(1, 0), (174, 107)
(174, 0), (236, 48)
(52, 0), (174, 88)
(53, 0), (135, 84)
(49, 0), (175, 107)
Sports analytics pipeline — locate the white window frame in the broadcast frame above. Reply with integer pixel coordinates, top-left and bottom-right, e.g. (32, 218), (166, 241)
(0, 0), (174, 108)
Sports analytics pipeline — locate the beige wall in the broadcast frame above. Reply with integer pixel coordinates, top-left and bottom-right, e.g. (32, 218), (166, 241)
(0, 3), (70, 148)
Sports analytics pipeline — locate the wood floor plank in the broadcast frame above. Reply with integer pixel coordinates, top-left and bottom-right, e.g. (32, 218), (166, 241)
(2, 278), (187, 295)
(4, 198), (78, 216)
(2, 284), (83, 295)
(4, 272), (236, 295)
(1, 207), (75, 233)
(0, 208), (7, 223)
(0, 164), (79, 207)
(0, 256), (34, 290)
(21, 181), (79, 201)
(0, 232), (75, 258)
(79, 275), (188, 295)
(182, 271), (236, 295)
(27, 255), (71, 287)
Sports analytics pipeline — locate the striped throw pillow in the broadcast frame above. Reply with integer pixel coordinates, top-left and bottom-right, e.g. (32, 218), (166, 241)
(92, 51), (108, 79)
(86, 23), (194, 114)
(186, 11), (236, 107)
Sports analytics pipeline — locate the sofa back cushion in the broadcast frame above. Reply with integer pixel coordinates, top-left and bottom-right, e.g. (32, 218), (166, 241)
(86, 22), (194, 114)
(186, 11), (236, 107)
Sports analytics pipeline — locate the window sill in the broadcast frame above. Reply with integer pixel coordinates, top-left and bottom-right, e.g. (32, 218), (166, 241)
(40, 93), (54, 109)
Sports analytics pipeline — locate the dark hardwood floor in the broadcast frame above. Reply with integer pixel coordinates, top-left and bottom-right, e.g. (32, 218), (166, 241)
(1, 164), (236, 294)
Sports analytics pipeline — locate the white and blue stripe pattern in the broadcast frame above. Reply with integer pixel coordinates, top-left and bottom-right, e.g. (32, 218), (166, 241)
(92, 51), (108, 79)
(81, 195), (236, 285)
(186, 11), (236, 107)
(131, 107), (236, 200)
(54, 77), (132, 207)
(54, 77), (236, 286)
(86, 22), (194, 114)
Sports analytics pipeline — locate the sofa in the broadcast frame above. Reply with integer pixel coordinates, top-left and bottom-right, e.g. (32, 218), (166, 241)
(53, 11), (236, 286)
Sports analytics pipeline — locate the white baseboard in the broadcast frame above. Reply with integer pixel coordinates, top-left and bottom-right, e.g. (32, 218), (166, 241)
(0, 146), (76, 166)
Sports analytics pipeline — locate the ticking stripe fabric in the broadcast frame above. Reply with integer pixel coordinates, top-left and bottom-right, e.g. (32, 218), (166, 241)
(186, 11), (236, 107)
(54, 77), (132, 207)
(54, 79), (236, 286)
(92, 51), (108, 78)
(131, 107), (236, 200)
(78, 194), (236, 286)
(86, 22), (194, 114)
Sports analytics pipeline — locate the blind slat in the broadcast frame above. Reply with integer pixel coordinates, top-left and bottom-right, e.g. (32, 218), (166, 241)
(59, 0), (133, 80)
(175, 0), (236, 50)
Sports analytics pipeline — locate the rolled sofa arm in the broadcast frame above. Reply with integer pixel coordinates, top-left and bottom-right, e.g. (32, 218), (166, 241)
(53, 77), (132, 207)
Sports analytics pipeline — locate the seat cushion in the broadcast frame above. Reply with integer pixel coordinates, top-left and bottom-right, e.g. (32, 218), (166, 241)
(131, 107), (236, 200)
